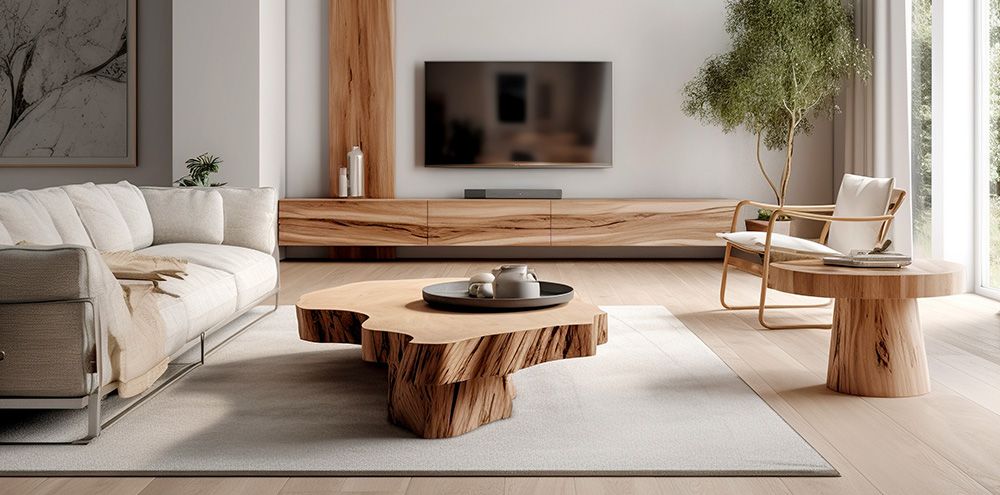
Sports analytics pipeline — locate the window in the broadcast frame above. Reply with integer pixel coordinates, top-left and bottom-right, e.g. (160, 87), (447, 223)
(912, 0), (933, 257)
(983, 0), (1000, 291)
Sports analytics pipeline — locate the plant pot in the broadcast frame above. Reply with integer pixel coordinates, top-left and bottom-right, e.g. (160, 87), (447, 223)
(745, 219), (791, 235)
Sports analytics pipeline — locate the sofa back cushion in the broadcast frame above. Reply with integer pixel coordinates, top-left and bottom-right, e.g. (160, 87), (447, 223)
(0, 192), (63, 245)
(0, 221), (13, 245)
(214, 187), (277, 254)
(26, 188), (93, 247)
(99, 181), (154, 249)
(142, 188), (225, 245)
(62, 183), (135, 252)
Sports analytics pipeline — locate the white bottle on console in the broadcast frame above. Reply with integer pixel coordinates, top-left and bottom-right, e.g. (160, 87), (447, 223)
(347, 146), (364, 197)
(338, 167), (349, 197)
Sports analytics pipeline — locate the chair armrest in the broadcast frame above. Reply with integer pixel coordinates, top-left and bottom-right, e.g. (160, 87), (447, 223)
(728, 200), (838, 232)
(772, 209), (894, 223)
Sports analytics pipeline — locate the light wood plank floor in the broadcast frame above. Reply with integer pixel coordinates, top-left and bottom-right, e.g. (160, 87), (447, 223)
(7, 260), (1000, 495)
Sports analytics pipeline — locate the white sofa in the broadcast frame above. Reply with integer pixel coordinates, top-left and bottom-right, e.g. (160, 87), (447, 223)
(0, 181), (278, 440)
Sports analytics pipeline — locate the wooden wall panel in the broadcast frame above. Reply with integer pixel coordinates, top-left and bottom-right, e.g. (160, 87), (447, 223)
(428, 200), (551, 246)
(551, 200), (735, 246)
(328, 0), (395, 199)
(280, 199), (426, 246)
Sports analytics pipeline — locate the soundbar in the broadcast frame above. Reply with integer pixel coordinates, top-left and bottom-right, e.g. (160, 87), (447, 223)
(464, 189), (563, 199)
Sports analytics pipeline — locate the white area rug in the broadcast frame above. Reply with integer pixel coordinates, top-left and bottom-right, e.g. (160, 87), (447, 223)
(0, 305), (835, 476)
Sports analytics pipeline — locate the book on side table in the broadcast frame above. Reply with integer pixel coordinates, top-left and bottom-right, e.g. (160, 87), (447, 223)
(823, 250), (912, 268)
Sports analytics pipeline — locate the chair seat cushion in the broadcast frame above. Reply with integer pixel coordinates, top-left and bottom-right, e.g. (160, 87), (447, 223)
(138, 243), (277, 310)
(717, 232), (842, 256)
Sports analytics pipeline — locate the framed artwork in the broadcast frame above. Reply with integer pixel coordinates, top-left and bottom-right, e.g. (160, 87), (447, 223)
(0, 0), (137, 167)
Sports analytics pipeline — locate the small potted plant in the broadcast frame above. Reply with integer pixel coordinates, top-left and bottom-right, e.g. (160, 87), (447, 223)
(682, 0), (869, 233)
(174, 153), (227, 187)
(745, 209), (791, 235)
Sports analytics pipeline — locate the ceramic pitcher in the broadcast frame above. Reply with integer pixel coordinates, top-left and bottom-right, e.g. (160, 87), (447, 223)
(492, 265), (540, 298)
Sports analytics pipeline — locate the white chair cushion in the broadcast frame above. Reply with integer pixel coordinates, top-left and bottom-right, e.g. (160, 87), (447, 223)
(0, 191), (62, 245)
(0, 221), (11, 245)
(62, 183), (135, 252)
(99, 181), (154, 250)
(23, 188), (93, 247)
(827, 174), (895, 255)
(717, 231), (842, 256)
(214, 187), (277, 254)
(139, 243), (277, 309)
(142, 188), (225, 245)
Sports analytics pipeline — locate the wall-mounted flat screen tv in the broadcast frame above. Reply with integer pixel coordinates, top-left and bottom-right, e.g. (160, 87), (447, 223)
(424, 61), (612, 168)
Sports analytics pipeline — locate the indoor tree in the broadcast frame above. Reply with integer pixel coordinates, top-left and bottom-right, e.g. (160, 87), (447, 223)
(682, 0), (870, 209)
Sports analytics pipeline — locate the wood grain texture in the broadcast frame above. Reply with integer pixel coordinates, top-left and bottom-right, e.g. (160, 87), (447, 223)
(767, 259), (965, 300)
(296, 278), (607, 438)
(551, 199), (736, 246)
(828, 298), (930, 397)
(328, 0), (395, 199)
(279, 198), (738, 249)
(279, 199), (427, 246)
(427, 200), (551, 246)
(767, 259), (962, 398)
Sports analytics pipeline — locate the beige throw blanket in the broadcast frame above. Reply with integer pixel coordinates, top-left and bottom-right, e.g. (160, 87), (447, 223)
(101, 251), (189, 397)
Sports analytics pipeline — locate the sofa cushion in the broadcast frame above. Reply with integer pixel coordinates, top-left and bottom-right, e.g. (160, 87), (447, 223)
(139, 243), (277, 309)
(0, 221), (11, 245)
(99, 181), (154, 250)
(62, 183), (135, 252)
(23, 188), (93, 247)
(146, 262), (239, 345)
(214, 187), (277, 254)
(0, 191), (62, 245)
(142, 188), (225, 245)
(717, 231), (842, 256)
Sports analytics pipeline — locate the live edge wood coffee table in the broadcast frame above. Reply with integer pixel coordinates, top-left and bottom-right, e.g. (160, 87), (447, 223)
(768, 259), (963, 398)
(296, 278), (608, 438)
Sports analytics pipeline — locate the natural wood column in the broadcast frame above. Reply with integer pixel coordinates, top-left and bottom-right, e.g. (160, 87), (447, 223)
(328, 0), (395, 199)
(827, 298), (930, 397)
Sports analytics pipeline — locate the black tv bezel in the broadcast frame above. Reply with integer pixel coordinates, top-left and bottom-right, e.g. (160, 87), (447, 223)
(422, 60), (613, 169)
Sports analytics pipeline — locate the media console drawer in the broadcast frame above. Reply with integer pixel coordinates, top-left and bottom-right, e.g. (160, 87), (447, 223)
(279, 199), (428, 246)
(551, 200), (735, 247)
(278, 199), (735, 248)
(428, 200), (550, 246)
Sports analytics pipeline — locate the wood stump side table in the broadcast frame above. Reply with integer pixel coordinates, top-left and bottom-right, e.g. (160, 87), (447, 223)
(767, 259), (963, 398)
(295, 278), (608, 438)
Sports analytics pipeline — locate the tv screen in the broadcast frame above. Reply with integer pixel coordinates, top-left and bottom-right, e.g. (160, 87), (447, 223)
(424, 61), (612, 168)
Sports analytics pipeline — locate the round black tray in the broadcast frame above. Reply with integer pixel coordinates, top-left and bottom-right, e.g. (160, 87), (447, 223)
(422, 281), (574, 311)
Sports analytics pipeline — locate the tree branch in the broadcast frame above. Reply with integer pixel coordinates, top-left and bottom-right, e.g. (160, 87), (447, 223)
(755, 128), (781, 204)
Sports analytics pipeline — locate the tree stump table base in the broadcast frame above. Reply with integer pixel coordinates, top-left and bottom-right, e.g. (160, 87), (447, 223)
(296, 278), (607, 438)
(767, 259), (963, 399)
(827, 298), (930, 397)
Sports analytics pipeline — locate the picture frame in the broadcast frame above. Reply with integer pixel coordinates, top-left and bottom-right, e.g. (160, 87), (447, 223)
(0, 0), (137, 168)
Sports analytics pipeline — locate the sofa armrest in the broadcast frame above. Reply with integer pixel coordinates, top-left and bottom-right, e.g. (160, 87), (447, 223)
(0, 245), (124, 397)
(0, 245), (110, 302)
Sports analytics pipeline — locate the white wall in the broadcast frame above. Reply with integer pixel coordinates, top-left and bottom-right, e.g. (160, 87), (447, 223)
(260, 0), (287, 194)
(173, 0), (286, 192)
(285, 0), (834, 204)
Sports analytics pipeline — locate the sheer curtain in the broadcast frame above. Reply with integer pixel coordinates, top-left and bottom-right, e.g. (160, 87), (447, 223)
(838, 0), (914, 254)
